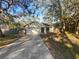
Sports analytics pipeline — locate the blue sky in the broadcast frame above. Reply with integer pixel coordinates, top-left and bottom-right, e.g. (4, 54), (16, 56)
(7, 4), (24, 16)
(1, 1), (9, 9)
(0, 0), (56, 23)
(6, 0), (45, 20)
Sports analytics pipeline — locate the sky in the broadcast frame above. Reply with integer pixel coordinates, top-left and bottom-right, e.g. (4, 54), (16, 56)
(1, 1), (9, 9)
(0, 0), (60, 23)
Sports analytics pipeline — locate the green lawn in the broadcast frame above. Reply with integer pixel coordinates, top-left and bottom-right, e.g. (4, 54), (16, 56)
(0, 34), (17, 46)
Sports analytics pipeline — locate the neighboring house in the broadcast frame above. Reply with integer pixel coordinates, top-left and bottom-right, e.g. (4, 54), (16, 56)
(41, 23), (50, 34)
(23, 21), (55, 35)
(41, 23), (55, 34)
(0, 22), (55, 35)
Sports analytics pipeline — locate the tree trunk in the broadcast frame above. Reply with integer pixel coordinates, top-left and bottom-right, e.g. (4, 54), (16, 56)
(0, 28), (5, 37)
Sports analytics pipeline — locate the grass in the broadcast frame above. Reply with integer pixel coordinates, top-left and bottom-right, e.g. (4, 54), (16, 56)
(65, 32), (79, 59)
(44, 37), (75, 59)
(42, 31), (79, 59)
(0, 34), (17, 46)
(65, 32), (79, 46)
(76, 54), (79, 59)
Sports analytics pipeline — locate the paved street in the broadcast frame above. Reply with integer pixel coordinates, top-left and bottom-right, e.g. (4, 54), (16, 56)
(0, 34), (53, 59)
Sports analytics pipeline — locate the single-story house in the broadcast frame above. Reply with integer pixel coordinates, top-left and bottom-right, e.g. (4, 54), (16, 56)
(41, 23), (55, 34)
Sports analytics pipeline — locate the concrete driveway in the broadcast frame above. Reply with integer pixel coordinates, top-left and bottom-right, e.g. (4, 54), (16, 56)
(0, 34), (54, 59)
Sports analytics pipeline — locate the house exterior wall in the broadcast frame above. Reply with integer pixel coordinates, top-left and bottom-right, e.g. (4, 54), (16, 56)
(49, 26), (55, 33)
